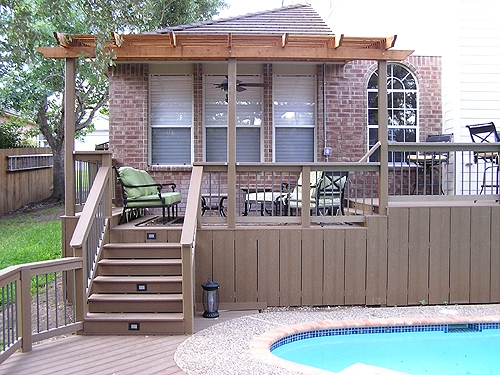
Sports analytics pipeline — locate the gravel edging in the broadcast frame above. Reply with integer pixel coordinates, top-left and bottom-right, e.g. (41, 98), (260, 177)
(174, 304), (500, 375)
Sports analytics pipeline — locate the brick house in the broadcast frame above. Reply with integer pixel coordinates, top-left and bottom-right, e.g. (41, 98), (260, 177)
(33, 4), (500, 338)
(106, 5), (441, 201)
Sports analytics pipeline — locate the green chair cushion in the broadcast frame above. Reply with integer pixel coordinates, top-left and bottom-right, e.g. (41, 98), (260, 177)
(126, 192), (182, 207)
(118, 167), (158, 199)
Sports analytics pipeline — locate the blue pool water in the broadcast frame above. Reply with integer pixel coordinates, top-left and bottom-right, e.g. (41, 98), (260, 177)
(272, 327), (500, 375)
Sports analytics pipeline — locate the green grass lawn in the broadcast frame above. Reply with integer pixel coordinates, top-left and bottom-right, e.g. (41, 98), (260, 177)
(0, 206), (62, 270)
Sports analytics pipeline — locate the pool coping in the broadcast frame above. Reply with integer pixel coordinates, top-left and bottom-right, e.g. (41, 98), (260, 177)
(248, 314), (500, 375)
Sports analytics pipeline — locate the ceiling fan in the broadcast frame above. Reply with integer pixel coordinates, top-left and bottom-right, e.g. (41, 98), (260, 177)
(214, 77), (268, 101)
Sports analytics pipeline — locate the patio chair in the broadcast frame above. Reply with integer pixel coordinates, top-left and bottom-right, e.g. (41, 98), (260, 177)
(114, 166), (182, 224)
(466, 122), (499, 194)
(407, 133), (453, 194)
(286, 171), (348, 216)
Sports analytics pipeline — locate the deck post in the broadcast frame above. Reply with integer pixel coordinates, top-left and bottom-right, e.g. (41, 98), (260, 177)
(19, 268), (32, 352)
(64, 58), (76, 217)
(227, 58), (237, 228)
(301, 166), (311, 227)
(377, 60), (388, 215)
(102, 153), (113, 218)
(73, 244), (87, 328)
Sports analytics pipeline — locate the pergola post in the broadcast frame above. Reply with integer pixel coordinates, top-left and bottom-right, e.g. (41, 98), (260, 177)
(64, 58), (76, 217)
(227, 58), (237, 228)
(377, 60), (388, 215)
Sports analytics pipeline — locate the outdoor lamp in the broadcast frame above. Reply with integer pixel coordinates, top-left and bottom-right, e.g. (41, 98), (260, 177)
(201, 279), (220, 318)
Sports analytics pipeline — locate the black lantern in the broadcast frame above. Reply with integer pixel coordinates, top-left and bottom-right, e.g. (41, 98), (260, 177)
(201, 279), (220, 318)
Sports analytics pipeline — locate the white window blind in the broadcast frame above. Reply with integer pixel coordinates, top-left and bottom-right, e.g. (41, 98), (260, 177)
(273, 75), (315, 162)
(204, 75), (262, 162)
(149, 75), (193, 165)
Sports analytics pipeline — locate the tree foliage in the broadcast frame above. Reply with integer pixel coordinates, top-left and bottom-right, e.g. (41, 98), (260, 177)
(0, 116), (37, 148)
(0, 0), (227, 200)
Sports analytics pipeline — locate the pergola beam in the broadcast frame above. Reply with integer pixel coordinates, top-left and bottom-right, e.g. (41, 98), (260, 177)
(37, 45), (412, 62)
(37, 33), (413, 63)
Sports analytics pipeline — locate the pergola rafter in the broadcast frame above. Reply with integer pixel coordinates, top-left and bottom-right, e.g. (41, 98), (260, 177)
(38, 33), (412, 63)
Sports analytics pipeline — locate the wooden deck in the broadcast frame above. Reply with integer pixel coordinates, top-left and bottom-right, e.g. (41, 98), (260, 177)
(0, 310), (256, 375)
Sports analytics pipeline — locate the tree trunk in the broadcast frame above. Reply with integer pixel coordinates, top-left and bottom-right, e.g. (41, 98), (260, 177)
(50, 143), (65, 202)
(37, 100), (66, 202)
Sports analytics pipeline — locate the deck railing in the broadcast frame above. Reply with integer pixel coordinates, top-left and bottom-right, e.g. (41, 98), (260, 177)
(74, 152), (113, 208)
(198, 142), (499, 225)
(199, 162), (380, 225)
(70, 166), (112, 298)
(0, 258), (84, 364)
(388, 142), (500, 200)
(179, 166), (203, 334)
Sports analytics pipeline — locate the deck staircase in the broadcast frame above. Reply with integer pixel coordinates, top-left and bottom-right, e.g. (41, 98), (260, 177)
(84, 239), (186, 335)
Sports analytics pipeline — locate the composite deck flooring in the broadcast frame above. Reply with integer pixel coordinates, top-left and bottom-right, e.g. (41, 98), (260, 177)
(0, 310), (255, 375)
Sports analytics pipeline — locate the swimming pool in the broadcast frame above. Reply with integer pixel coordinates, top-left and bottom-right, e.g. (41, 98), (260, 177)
(249, 315), (500, 375)
(272, 324), (500, 374)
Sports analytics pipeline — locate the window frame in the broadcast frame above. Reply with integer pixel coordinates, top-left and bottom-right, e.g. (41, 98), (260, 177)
(148, 74), (194, 166)
(367, 64), (419, 163)
(273, 74), (317, 162)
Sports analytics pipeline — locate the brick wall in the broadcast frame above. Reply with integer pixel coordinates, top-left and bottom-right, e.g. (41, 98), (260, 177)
(316, 56), (443, 162)
(109, 63), (149, 169)
(109, 55), (442, 171)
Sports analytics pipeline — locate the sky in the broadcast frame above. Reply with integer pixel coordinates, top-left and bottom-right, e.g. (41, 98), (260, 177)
(216, 0), (449, 55)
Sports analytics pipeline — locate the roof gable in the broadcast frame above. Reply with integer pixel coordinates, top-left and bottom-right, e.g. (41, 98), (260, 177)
(155, 4), (332, 36)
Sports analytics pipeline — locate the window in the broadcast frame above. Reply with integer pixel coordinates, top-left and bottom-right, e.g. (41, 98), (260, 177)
(149, 75), (193, 165)
(204, 75), (263, 162)
(367, 64), (418, 162)
(273, 75), (316, 162)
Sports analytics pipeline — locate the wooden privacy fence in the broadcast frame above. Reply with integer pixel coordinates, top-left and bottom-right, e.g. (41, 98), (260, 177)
(0, 148), (53, 214)
(195, 205), (500, 308)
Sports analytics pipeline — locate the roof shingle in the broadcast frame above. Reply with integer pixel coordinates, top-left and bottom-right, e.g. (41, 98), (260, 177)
(156, 4), (333, 36)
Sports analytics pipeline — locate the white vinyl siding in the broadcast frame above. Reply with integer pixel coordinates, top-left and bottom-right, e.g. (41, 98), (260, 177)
(204, 75), (262, 162)
(273, 74), (316, 162)
(149, 75), (193, 165)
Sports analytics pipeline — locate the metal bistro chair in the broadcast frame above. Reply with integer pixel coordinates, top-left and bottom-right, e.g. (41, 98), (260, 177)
(286, 171), (348, 216)
(466, 122), (499, 194)
(408, 134), (453, 195)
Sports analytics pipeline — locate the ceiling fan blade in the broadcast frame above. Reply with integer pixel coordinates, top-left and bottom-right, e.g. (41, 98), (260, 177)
(238, 82), (268, 88)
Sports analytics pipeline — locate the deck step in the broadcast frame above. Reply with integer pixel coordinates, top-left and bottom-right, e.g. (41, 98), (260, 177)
(102, 242), (181, 259)
(86, 238), (187, 335)
(96, 259), (182, 276)
(85, 312), (185, 335)
(88, 293), (183, 313)
(91, 275), (182, 293)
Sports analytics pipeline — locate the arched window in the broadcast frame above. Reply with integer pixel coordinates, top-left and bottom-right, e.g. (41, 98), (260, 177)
(367, 64), (418, 162)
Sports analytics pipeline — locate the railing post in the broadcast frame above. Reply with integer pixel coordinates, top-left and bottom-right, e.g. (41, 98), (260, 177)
(377, 60), (388, 215)
(19, 267), (32, 352)
(180, 166), (203, 334)
(102, 154), (113, 219)
(182, 244), (195, 334)
(65, 58), (76, 217)
(301, 166), (311, 227)
(73, 245), (87, 329)
(227, 58), (237, 228)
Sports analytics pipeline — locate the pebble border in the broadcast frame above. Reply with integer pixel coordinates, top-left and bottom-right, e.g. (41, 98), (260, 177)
(249, 314), (500, 375)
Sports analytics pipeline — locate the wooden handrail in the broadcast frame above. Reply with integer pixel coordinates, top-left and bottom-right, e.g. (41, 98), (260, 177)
(180, 166), (203, 247)
(69, 166), (110, 248)
(358, 141), (381, 162)
(180, 166), (203, 335)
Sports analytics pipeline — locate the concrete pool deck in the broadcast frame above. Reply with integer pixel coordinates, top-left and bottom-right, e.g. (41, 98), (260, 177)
(174, 304), (500, 375)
